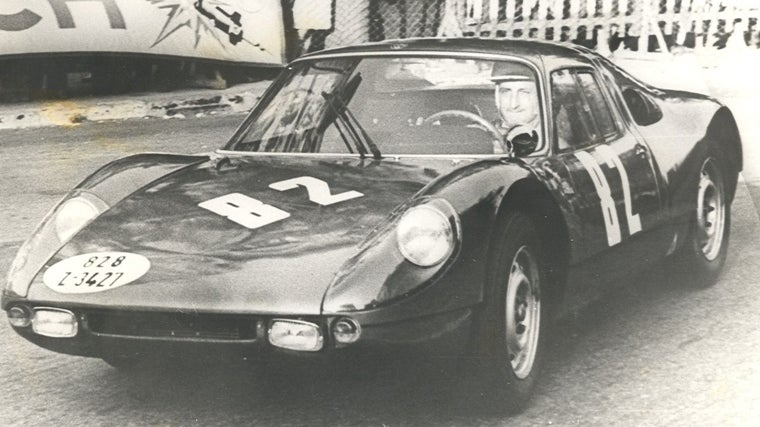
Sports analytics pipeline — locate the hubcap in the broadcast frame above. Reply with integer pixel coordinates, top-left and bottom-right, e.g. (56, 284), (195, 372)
(505, 246), (541, 380)
(696, 158), (725, 261)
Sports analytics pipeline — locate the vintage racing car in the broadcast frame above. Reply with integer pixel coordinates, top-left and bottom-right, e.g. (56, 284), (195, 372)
(3, 38), (742, 411)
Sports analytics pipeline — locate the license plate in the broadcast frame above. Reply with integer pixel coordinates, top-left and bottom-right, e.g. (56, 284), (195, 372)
(43, 252), (151, 294)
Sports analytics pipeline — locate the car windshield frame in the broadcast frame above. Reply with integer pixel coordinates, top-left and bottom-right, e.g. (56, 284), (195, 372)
(223, 51), (548, 158)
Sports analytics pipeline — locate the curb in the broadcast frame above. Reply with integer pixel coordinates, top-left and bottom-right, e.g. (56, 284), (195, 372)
(0, 80), (271, 130)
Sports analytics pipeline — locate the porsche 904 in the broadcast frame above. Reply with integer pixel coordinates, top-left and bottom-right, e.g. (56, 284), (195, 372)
(3, 38), (742, 411)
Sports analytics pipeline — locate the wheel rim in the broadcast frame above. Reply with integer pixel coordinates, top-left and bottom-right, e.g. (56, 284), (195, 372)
(504, 246), (541, 380)
(696, 158), (726, 261)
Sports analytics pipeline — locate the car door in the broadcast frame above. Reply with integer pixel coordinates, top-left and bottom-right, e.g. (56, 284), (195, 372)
(538, 67), (664, 294)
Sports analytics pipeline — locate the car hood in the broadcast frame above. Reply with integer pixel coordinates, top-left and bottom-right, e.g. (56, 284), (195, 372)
(27, 155), (469, 315)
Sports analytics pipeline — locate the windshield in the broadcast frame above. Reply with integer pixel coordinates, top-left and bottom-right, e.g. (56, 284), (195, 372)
(228, 56), (543, 156)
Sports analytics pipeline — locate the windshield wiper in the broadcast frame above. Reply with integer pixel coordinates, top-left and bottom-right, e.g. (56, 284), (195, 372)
(321, 91), (358, 155)
(321, 91), (381, 160)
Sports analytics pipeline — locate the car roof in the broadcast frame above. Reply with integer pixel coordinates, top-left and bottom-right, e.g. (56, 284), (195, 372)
(298, 37), (591, 63)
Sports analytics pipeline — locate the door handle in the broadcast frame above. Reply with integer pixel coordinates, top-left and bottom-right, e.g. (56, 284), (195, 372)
(634, 143), (647, 158)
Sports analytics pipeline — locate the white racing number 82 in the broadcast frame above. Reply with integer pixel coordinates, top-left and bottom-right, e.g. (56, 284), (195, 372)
(198, 176), (364, 230)
(575, 146), (642, 246)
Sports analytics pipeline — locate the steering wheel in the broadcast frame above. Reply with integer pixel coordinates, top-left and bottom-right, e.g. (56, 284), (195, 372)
(423, 110), (508, 153)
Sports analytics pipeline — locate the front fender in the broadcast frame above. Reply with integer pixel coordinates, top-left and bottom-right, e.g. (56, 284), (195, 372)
(76, 153), (210, 205)
(2, 153), (208, 301)
(321, 159), (534, 321)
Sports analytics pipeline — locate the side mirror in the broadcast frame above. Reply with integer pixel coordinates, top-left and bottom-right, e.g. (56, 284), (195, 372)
(622, 88), (662, 126)
(506, 125), (539, 157)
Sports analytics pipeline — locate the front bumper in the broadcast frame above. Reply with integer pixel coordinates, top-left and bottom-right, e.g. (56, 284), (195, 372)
(4, 302), (475, 363)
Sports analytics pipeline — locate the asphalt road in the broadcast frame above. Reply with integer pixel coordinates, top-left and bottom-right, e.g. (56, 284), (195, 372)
(0, 110), (759, 426)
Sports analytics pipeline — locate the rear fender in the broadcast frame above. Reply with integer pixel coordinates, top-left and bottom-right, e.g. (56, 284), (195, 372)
(706, 107), (742, 201)
(669, 106), (742, 233)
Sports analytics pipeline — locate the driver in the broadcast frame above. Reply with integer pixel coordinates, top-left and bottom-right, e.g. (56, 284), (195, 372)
(490, 62), (540, 153)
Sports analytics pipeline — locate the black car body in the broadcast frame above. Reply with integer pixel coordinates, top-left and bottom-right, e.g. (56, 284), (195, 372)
(3, 38), (742, 410)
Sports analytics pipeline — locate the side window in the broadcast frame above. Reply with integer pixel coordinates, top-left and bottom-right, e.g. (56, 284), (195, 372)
(550, 69), (595, 150)
(575, 71), (618, 139)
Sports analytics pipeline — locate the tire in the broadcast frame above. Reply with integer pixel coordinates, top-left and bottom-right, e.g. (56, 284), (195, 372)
(673, 150), (731, 288)
(464, 211), (548, 414)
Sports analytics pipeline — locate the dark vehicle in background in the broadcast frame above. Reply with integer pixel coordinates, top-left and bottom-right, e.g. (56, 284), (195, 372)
(3, 38), (742, 412)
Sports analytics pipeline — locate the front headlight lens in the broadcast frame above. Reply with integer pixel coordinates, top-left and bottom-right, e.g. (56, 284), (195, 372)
(396, 204), (455, 267)
(5, 191), (109, 297)
(54, 193), (108, 243)
(5, 240), (32, 288)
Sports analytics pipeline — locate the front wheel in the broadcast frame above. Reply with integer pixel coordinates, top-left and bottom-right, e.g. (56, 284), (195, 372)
(673, 153), (731, 288)
(465, 212), (548, 413)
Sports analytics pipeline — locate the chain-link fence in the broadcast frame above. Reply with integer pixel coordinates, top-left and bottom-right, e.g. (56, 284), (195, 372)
(296, 0), (760, 55)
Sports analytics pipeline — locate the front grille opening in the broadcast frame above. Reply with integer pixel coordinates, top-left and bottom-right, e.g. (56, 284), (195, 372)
(86, 310), (258, 341)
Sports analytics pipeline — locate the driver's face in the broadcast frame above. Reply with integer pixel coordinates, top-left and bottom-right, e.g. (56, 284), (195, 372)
(496, 80), (539, 128)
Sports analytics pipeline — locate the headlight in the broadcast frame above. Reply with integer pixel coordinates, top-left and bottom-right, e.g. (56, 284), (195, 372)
(5, 190), (109, 298)
(396, 203), (455, 267)
(5, 240), (32, 288)
(54, 193), (108, 243)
